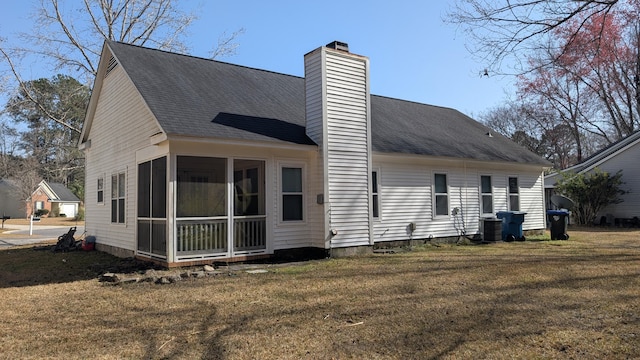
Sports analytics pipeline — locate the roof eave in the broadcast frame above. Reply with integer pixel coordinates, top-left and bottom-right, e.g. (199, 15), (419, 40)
(166, 134), (318, 151)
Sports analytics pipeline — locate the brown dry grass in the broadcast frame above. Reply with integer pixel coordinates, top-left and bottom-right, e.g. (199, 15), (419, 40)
(1, 228), (639, 359)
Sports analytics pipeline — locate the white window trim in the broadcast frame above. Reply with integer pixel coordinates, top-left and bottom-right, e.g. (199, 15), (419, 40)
(111, 170), (126, 225)
(480, 174), (494, 216)
(371, 168), (381, 221)
(278, 161), (306, 225)
(432, 171), (450, 218)
(508, 176), (520, 212)
(97, 174), (105, 205)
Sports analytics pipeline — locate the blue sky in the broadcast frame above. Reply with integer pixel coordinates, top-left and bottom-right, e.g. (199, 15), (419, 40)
(1, 0), (514, 118)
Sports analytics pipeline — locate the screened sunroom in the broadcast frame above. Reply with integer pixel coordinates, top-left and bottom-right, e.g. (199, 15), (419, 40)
(136, 155), (268, 263)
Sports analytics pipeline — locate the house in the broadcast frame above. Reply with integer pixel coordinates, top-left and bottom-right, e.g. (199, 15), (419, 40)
(0, 179), (81, 219)
(545, 130), (640, 224)
(79, 40), (550, 266)
(0, 179), (23, 219)
(27, 180), (82, 218)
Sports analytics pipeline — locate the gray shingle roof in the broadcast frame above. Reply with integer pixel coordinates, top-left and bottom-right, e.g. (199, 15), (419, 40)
(47, 182), (81, 203)
(545, 130), (640, 187)
(564, 130), (640, 174)
(105, 41), (549, 165)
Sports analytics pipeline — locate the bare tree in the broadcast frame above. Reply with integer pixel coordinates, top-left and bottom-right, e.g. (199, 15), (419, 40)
(447, 0), (622, 74)
(454, 1), (640, 169)
(0, 118), (21, 178)
(10, 157), (42, 217)
(21, 0), (198, 80)
(1, 0), (243, 132)
(209, 28), (246, 59)
(480, 100), (577, 169)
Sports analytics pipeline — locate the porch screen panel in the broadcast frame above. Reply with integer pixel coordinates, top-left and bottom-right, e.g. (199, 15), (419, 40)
(233, 159), (266, 252)
(176, 156), (228, 257)
(137, 156), (167, 257)
(137, 219), (151, 253)
(137, 160), (151, 252)
(177, 156), (227, 217)
(151, 220), (167, 254)
(138, 161), (151, 217)
(152, 157), (167, 218)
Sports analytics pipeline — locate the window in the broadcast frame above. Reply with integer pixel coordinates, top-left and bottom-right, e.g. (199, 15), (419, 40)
(508, 176), (520, 211)
(97, 177), (104, 203)
(434, 173), (449, 216)
(281, 167), (303, 221)
(372, 171), (379, 219)
(111, 171), (125, 223)
(481, 175), (493, 215)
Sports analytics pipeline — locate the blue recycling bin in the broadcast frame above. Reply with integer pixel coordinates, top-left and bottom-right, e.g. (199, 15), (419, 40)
(496, 211), (527, 242)
(547, 210), (570, 240)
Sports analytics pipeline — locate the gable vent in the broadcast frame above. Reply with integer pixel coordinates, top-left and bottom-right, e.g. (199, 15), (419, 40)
(105, 55), (118, 78)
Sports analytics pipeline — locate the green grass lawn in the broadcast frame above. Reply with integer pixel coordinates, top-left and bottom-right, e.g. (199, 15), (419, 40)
(1, 228), (639, 359)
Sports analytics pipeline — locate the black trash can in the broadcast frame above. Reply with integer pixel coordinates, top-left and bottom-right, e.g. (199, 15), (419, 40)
(547, 210), (570, 240)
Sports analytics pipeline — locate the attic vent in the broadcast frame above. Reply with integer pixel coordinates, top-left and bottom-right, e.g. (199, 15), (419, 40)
(326, 41), (349, 52)
(105, 55), (118, 78)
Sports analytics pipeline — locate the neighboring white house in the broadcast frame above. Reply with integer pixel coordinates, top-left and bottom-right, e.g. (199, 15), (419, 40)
(545, 130), (640, 224)
(79, 40), (550, 266)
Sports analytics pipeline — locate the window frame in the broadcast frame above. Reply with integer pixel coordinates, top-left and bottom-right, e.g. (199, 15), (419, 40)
(97, 176), (104, 204)
(433, 172), (449, 218)
(480, 175), (493, 216)
(279, 162), (305, 223)
(111, 170), (126, 224)
(371, 169), (380, 220)
(508, 176), (520, 211)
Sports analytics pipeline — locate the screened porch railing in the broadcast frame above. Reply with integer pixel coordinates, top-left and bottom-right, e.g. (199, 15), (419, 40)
(234, 215), (266, 252)
(176, 216), (266, 256)
(177, 218), (227, 255)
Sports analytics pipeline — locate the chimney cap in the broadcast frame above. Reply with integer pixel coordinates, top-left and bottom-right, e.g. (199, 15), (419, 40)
(326, 41), (349, 52)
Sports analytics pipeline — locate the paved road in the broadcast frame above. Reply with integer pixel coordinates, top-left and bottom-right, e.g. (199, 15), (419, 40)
(0, 224), (85, 248)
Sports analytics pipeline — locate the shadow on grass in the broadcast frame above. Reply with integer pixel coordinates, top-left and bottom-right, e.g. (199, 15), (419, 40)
(0, 245), (159, 288)
(2, 231), (640, 358)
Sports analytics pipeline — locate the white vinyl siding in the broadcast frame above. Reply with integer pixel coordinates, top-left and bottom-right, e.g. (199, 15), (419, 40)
(371, 157), (546, 244)
(304, 52), (324, 146)
(324, 50), (371, 247)
(588, 142), (640, 218)
(519, 173), (545, 229)
(304, 46), (372, 249)
(83, 59), (163, 252)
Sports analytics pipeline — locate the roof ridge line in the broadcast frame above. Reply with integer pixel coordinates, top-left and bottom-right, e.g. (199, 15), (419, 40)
(107, 40), (305, 80)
